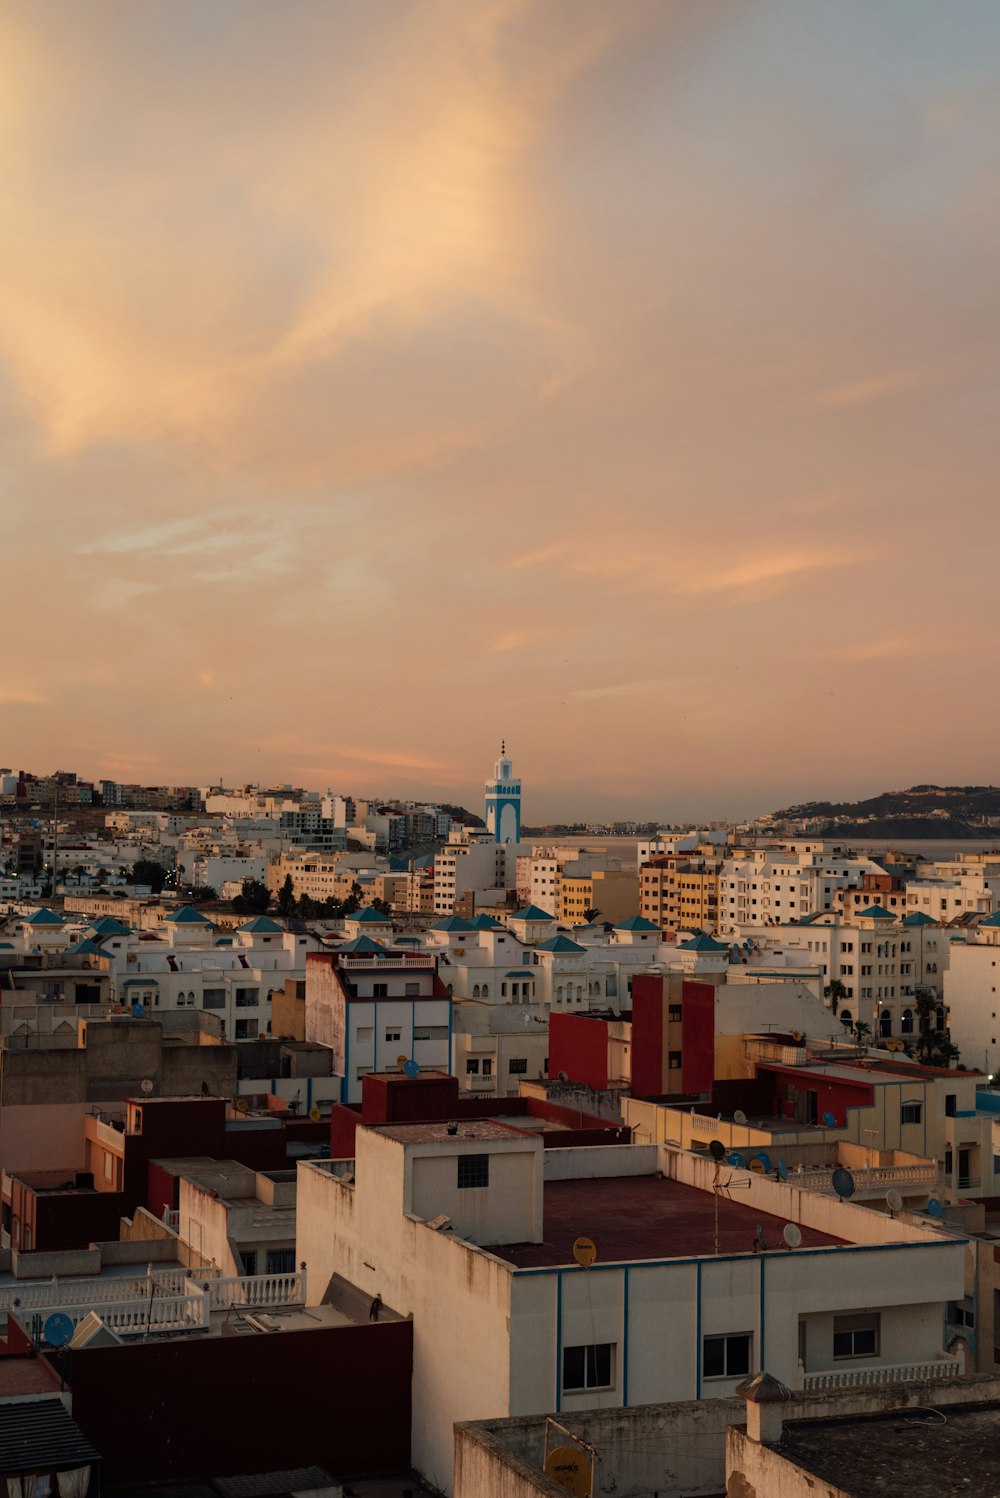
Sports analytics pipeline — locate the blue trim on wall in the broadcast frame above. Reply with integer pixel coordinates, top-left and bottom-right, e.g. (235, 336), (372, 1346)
(555, 1269), (563, 1412)
(759, 1256), (766, 1370)
(511, 1237), (967, 1278)
(622, 1267), (630, 1406)
(695, 1262), (702, 1399)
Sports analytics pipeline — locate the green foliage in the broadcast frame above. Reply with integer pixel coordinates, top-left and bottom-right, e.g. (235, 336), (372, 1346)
(232, 879), (272, 915)
(583, 907), (601, 923)
(277, 874), (296, 917)
(132, 858), (168, 893)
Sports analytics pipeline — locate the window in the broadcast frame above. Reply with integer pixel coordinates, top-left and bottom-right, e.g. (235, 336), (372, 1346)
(414, 1025), (449, 1042)
(509, 1057), (528, 1074)
(900, 1101), (922, 1125)
(669, 1051), (682, 1069)
(945, 1094), (957, 1117)
(355, 1064), (373, 1080)
(235, 988), (258, 1007)
(242, 1250), (258, 1276)
(833, 1313), (879, 1359)
(266, 1247), (296, 1275)
(482, 1059), (492, 1076)
(466, 1059), (480, 1074)
(563, 1342), (614, 1393)
(203, 988), (225, 1009)
(385, 1028), (401, 1043)
(405, 982), (420, 996)
(235, 1018), (258, 1040)
(950, 1299), (975, 1329)
(668, 1005), (682, 1022)
(457, 1154), (489, 1189)
(373, 983), (388, 998)
(702, 1334), (751, 1380)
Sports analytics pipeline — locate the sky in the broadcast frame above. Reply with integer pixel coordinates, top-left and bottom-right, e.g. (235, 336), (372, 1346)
(2, 0), (999, 822)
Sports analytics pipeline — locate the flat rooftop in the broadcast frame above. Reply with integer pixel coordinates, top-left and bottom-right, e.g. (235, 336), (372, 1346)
(782, 1404), (1000, 1497)
(370, 1120), (527, 1145)
(485, 1176), (846, 1267)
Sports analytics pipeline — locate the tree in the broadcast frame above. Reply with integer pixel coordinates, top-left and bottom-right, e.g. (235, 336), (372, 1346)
(342, 880), (363, 915)
(370, 897), (393, 917)
(824, 978), (848, 1015)
(277, 874), (296, 918)
(913, 989), (960, 1066)
(132, 859), (168, 893)
(232, 879), (272, 916)
(583, 907), (601, 923)
(189, 885), (217, 903)
(851, 1020), (872, 1046)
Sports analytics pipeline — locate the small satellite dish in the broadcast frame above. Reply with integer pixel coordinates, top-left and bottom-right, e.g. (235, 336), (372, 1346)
(131, 1003), (145, 1019)
(926, 1197), (944, 1219)
(777, 1159), (789, 1182)
(783, 1223), (802, 1250)
(308, 1105), (321, 1123)
(822, 1111), (837, 1128)
(140, 1078), (154, 1095)
(572, 1236), (597, 1269)
(831, 1167), (856, 1200)
(558, 1070), (569, 1082)
(886, 1188), (903, 1216)
(403, 1059), (420, 1079)
(734, 1109), (748, 1125)
(396, 1054), (408, 1071)
(750, 1157), (766, 1174)
(709, 1139), (727, 1161)
(752, 1152), (772, 1174)
(234, 1095), (251, 1113)
(728, 1150), (746, 1169)
(42, 1312), (74, 1347)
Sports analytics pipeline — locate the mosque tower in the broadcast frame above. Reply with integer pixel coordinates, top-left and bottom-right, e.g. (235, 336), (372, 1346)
(484, 741), (521, 844)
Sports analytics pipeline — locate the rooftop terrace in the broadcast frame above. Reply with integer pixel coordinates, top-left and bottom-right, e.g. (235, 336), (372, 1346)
(780, 1404), (1000, 1497)
(486, 1175), (846, 1268)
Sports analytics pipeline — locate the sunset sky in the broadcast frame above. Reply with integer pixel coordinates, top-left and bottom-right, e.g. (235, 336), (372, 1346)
(2, 1), (998, 820)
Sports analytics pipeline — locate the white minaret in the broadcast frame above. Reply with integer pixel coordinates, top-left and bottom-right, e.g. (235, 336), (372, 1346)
(485, 741), (521, 844)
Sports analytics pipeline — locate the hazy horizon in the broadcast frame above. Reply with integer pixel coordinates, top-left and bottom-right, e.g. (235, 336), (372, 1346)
(3, 1), (999, 819)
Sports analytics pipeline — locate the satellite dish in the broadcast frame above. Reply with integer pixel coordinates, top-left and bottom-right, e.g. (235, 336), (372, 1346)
(544, 1444), (593, 1498)
(926, 1197), (943, 1219)
(131, 1003), (145, 1018)
(886, 1188), (903, 1215)
(234, 1095), (251, 1113)
(750, 1157), (765, 1174)
(822, 1111), (837, 1128)
(752, 1152), (772, 1174)
(140, 1078), (154, 1095)
(831, 1167), (856, 1200)
(572, 1236), (597, 1269)
(734, 1109), (748, 1125)
(403, 1059), (420, 1079)
(783, 1223), (802, 1250)
(709, 1139), (727, 1161)
(728, 1150), (746, 1169)
(42, 1312), (74, 1347)
(395, 1054), (408, 1071)
(777, 1159), (789, 1182)
(308, 1105), (321, 1123)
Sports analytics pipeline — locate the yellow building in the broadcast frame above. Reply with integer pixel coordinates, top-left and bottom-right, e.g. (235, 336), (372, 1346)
(561, 868), (640, 926)
(639, 855), (721, 934)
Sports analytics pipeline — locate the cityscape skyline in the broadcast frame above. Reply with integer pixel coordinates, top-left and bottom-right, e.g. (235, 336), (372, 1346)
(3, 0), (999, 817)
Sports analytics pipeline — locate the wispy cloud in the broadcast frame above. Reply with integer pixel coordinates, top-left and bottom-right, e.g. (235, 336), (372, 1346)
(677, 548), (871, 597)
(807, 370), (938, 412)
(0, 685), (46, 706)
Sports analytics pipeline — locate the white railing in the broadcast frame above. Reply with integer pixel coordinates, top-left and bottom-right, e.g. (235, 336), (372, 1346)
(186, 1270), (305, 1309)
(0, 1263), (214, 1315)
(803, 1356), (959, 1391)
(802, 1164), (937, 1194)
(161, 1207), (180, 1231)
(338, 954), (431, 969)
(691, 1116), (720, 1135)
(17, 1292), (209, 1339)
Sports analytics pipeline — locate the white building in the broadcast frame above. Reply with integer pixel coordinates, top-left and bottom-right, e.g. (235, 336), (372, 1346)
(944, 911), (1000, 1077)
(485, 743), (521, 845)
(718, 848), (889, 936)
(298, 1125), (964, 1494)
(433, 827), (523, 915)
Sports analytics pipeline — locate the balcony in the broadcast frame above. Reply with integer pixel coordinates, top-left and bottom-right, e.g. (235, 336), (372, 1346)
(803, 1355), (959, 1391)
(802, 1163), (938, 1195)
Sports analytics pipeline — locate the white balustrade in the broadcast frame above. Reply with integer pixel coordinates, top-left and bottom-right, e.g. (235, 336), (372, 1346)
(16, 1291), (209, 1339)
(0, 1263), (214, 1315)
(188, 1270), (305, 1309)
(803, 1356), (959, 1391)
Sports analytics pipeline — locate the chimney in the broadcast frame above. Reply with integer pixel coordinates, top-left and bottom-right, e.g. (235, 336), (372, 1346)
(735, 1370), (793, 1446)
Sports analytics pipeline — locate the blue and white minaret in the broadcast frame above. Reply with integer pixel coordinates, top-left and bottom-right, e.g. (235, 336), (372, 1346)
(485, 741), (521, 844)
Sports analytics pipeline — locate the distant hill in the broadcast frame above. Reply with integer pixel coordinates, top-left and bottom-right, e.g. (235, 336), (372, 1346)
(770, 785), (1000, 840)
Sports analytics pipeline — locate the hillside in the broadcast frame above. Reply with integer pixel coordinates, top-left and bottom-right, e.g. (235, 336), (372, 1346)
(771, 785), (1000, 839)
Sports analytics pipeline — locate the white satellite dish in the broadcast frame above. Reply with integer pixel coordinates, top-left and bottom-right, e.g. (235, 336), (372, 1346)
(886, 1188), (903, 1216)
(140, 1078), (154, 1094)
(734, 1109), (748, 1126)
(783, 1223), (802, 1250)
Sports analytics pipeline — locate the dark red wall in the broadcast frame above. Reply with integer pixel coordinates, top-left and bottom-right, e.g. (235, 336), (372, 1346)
(761, 1064), (874, 1126)
(64, 1320), (412, 1484)
(630, 975), (666, 1097)
(548, 1012), (610, 1090)
(10, 1179), (125, 1254)
(681, 981), (715, 1094)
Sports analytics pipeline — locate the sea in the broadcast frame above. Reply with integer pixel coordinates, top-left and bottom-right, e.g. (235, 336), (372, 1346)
(539, 835), (1000, 871)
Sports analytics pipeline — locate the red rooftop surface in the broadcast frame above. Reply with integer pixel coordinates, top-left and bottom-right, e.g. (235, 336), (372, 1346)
(485, 1176), (847, 1268)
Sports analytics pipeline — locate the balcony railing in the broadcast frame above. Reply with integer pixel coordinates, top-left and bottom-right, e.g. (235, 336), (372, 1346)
(0, 1265), (207, 1314)
(803, 1355), (959, 1391)
(803, 1163), (938, 1194)
(337, 954), (432, 970)
(187, 1270), (306, 1309)
(16, 1292), (209, 1339)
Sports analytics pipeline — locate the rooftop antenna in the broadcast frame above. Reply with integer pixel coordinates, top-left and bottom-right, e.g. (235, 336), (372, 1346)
(886, 1188), (903, 1218)
(831, 1167), (856, 1201)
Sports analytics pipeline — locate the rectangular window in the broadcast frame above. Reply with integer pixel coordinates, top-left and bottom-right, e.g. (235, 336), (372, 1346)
(562, 1342), (614, 1393)
(833, 1313), (880, 1359)
(414, 1025), (449, 1042)
(235, 988), (258, 1007)
(466, 1059), (480, 1074)
(385, 1028), (401, 1043)
(508, 1058), (528, 1074)
(234, 1018), (258, 1040)
(266, 1247), (296, 1275)
(482, 1059), (493, 1076)
(702, 1334), (751, 1380)
(355, 1064), (373, 1080)
(668, 1005), (682, 1022)
(373, 983), (388, 998)
(203, 988), (225, 1009)
(404, 982), (420, 996)
(900, 1102), (922, 1125)
(457, 1153), (490, 1189)
(669, 1051), (682, 1069)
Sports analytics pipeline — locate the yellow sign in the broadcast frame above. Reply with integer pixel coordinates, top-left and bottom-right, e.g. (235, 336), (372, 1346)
(308, 1105), (322, 1122)
(572, 1236), (597, 1269)
(544, 1445), (592, 1497)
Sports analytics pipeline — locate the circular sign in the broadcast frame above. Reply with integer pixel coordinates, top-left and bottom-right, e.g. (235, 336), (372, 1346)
(544, 1445), (593, 1498)
(572, 1235), (597, 1269)
(42, 1312), (74, 1347)
(308, 1105), (321, 1122)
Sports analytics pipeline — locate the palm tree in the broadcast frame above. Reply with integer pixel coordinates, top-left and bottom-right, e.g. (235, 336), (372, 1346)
(583, 907), (601, 923)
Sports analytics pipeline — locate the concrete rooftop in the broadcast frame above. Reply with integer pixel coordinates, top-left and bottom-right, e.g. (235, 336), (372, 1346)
(781, 1404), (1000, 1497)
